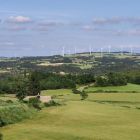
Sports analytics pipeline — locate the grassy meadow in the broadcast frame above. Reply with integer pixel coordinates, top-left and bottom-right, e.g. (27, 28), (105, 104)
(1, 84), (140, 140)
(85, 83), (140, 92)
(0, 99), (140, 140)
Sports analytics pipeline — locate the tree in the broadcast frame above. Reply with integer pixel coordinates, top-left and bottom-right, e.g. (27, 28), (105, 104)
(94, 76), (108, 87)
(80, 91), (88, 100)
(28, 70), (41, 96)
(107, 71), (127, 86)
(24, 69), (26, 78)
(14, 76), (28, 101)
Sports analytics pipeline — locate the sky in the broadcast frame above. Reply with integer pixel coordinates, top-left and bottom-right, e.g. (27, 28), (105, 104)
(0, 0), (140, 57)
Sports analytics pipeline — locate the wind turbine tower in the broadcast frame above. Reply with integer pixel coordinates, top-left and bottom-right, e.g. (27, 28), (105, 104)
(101, 48), (103, 58)
(63, 47), (65, 57)
(131, 45), (132, 54)
(75, 46), (76, 54)
(121, 46), (123, 56)
(69, 50), (70, 56)
(109, 45), (111, 53)
(89, 45), (91, 55)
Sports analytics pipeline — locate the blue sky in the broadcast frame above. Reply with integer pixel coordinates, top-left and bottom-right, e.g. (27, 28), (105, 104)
(0, 0), (140, 57)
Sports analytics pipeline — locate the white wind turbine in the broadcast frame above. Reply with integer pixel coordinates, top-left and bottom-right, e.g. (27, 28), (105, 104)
(63, 47), (65, 57)
(130, 45), (133, 54)
(101, 48), (103, 57)
(75, 46), (76, 54)
(109, 45), (111, 53)
(121, 46), (123, 56)
(89, 45), (91, 55)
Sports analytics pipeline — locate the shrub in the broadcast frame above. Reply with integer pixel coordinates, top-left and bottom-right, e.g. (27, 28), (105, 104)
(44, 100), (65, 107)
(51, 95), (57, 99)
(80, 91), (88, 100)
(6, 100), (13, 104)
(28, 97), (41, 109)
(0, 106), (37, 127)
(72, 88), (81, 94)
(0, 133), (3, 140)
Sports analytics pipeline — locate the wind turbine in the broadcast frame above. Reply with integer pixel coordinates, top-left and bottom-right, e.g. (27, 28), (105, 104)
(63, 47), (65, 57)
(109, 45), (111, 53)
(101, 48), (103, 57)
(89, 45), (91, 55)
(75, 46), (76, 54)
(121, 46), (123, 56)
(131, 45), (133, 54)
(69, 50), (70, 56)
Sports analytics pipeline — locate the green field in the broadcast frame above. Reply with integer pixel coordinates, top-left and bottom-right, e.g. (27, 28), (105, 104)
(1, 85), (140, 140)
(41, 89), (73, 96)
(0, 99), (140, 140)
(85, 83), (140, 92)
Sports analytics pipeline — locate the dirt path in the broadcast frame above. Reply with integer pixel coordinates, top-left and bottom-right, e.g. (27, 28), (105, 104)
(77, 83), (95, 91)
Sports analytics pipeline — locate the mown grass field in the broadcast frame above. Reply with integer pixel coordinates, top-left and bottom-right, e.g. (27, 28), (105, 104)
(1, 85), (140, 140)
(85, 83), (140, 92)
(0, 100), (140, 140)
(41, 89), (73, 96)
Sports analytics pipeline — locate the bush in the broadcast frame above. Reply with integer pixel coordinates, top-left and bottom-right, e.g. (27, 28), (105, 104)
(6, 100), (13, 104)
(0, 133), (3, 140)
(80, 91), (88, 100)
(72, 88), (81, 94)
(28, 97), (41, 109)
(51, 95), (57, 99)
(44, 100), (65, 107)
(0, 106), (37, 127)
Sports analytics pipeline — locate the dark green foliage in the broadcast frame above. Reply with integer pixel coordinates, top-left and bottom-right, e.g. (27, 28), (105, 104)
(5, 100), (13, 103)
(94, 76), (108, 87)
(28, 97), (41, 109)
(94, 72), (127, 87)
(28, 70), (41, 96)
(14, 76), (28, 101)
(107, 71), (127, 86)
(80, 91), (88, 100)
(0, 106), (37, 127)
(72, 88), (81, 94)
(50, 57), (72, 63)
(24, 69), (26, 78)
(44, 100), (65, 107)
(0, 133), (3, 140)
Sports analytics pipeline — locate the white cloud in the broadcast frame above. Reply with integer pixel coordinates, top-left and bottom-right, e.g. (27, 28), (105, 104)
(92, 18), (107, 24)
(92, 17), (124, 24)
(0, 42), (15, 45)
(39, 21), (56, 26)
(4, 26), (26, 31)
(82, 26), (99, 30)
(5, 16), (34, 23)
(129, 29), (140, 35)
(33, 26), (48, 31)
(115, 30), (125, 36)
